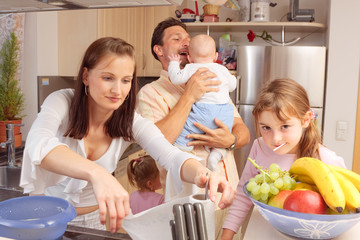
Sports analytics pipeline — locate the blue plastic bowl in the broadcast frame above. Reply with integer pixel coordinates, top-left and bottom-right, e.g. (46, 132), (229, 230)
(0, 195), (76, 240)
(243, 182), (360, 239)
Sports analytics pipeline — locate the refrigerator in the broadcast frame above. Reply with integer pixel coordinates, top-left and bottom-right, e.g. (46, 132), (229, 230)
(232, 46), (326, 176)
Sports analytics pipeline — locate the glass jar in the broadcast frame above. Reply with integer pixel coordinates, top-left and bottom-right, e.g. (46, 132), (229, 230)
(250, 0), (270, 22)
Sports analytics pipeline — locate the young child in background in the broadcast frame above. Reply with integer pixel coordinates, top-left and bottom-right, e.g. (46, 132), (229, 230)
(127, 155), (164, 215)
(220, 78), (347, 240)
(168, 34), (237, 171)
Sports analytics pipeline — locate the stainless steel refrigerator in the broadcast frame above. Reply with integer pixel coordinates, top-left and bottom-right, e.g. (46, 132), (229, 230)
(232, 46), (326, 176)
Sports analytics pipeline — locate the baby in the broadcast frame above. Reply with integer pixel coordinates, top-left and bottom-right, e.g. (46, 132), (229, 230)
(168, 34), (237, 171)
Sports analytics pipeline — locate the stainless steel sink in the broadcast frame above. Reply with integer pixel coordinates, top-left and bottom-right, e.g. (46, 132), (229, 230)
(0, 166), (22, 191)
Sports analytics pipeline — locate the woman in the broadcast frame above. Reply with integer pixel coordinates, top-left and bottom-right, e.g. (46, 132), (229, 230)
(20, 37), (235, 233)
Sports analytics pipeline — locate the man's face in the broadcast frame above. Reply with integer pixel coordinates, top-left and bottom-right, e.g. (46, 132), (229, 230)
(156, 26), (190, 70)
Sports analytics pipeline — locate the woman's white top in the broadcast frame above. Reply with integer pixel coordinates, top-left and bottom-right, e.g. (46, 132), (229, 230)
(20, 89), (198, 207)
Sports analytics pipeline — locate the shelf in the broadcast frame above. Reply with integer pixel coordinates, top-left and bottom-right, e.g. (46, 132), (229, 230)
(185, 21), (326, 34)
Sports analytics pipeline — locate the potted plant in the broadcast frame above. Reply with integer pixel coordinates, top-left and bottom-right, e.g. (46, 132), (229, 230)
(0, 32), (25, 148)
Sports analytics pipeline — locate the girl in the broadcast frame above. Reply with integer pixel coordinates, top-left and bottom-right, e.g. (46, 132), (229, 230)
(220, 78), (346, 240)
(20, 37), (235, 234)
(127, 155), (164, 214)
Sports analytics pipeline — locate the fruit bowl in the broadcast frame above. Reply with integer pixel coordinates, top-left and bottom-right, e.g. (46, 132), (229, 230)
(0, 195), (76, 240)
(244, 182), (360, 239)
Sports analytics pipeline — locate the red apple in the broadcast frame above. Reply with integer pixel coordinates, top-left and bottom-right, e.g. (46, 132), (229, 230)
(283, 189), (327, 214)
(268, 190), (293, 209)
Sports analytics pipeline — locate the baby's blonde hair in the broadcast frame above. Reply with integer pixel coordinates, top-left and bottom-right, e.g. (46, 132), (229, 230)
(189, 34), (216, 60)
(252, 78), (321, 159)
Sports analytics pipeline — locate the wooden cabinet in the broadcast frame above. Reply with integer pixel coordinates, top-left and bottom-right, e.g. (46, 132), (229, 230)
(98, 6), (176, 76)
(58, 7), (175, 77)
(58, 10), (98, 77)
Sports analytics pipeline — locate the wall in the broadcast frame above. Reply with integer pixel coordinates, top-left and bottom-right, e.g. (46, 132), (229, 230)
(323, 0), (360, 168)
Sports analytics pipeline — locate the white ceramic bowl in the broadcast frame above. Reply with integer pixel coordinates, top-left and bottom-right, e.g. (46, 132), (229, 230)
(243, 182), (360, 239)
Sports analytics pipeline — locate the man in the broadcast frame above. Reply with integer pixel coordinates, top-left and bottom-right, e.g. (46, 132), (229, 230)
(136, 17), (250, 238)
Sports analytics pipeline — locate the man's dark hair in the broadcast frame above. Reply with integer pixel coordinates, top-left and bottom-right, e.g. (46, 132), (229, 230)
(151, 17), (186, 61)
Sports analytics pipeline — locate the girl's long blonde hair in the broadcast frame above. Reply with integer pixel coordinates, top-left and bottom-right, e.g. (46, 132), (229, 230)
(252, 78), (321, 159)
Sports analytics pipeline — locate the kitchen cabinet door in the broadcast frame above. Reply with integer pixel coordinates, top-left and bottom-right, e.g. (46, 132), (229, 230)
(143, 6), (176, 76)
(58, 10), (98, 77)
(98, 8), (146, 76)
(98, 6), (176, 77)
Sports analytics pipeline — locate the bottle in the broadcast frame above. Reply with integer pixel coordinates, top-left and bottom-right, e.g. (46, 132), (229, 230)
(250, 0), (270, 22)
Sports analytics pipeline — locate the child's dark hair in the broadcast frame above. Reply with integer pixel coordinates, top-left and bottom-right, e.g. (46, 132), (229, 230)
(127, 155), (159, 191)
(252, 78), (321, 159)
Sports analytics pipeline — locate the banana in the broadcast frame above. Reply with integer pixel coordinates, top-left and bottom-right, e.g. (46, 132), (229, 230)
(289, 157), (345, 213)
(292, 174), (315, 185)
(327, 164), (360, 191)
(332, 170), (360, 213)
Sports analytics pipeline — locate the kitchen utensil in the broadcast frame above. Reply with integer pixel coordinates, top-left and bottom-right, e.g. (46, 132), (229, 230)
(175, 8), (196, 22)
(243, 182), (360, 239)
(184, 203), (199, 240)
(0, 195), (76, 240)
(194, 202), (208, 240)
(170, 220), (176, 240)
(173, 204), (187, 240)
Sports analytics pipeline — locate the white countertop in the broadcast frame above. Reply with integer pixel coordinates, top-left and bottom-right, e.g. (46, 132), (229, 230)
(243, 207), (360, 240)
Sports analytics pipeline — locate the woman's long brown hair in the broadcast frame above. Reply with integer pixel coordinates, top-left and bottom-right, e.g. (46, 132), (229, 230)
(64, 37), (137, 141)
(252, 78), (321, 159)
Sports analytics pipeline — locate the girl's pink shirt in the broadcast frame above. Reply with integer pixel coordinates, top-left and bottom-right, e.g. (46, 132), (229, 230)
(129, 190), (164, 215)
(222, 137), (346, 233)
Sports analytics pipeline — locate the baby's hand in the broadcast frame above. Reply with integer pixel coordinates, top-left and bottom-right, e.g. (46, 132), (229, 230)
(169, 54), (181, 62)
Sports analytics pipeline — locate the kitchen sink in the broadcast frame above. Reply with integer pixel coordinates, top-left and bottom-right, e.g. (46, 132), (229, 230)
(0, 166), (22, 191)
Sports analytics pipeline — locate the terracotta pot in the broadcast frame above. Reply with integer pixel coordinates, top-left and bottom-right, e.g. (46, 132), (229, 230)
(0, 120), (23, 148)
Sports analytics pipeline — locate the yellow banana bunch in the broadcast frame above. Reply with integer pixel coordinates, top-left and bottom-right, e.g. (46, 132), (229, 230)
(292, 174), (315, 185)
(332, 170), (360, 213)
(328, 164), (360, 191)
(289, 157), (345, 213)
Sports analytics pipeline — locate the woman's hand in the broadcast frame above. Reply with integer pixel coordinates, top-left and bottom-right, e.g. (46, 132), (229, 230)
(90, 167), (130, 233)
(194, 170), (236, 209)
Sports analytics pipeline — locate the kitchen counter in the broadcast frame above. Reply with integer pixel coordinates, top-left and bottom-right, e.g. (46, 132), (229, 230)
(0, 188), (131, 240)
(243, 207), (360, 240)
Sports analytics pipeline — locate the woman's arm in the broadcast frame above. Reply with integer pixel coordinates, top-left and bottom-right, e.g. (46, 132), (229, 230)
(39, 145), (129, 234)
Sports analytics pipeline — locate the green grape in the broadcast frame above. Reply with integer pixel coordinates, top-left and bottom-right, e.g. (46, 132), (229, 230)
(246, 181), (257, 192)
(274, 178), (284, 189)
(252, 193), (261, 200)
(269, 183), (279, 195)
(249, 177), (256, 183)
(270, 171), (280, 181)
(254, 174), (262, 182)
(283, 175), (291, 187)
(269, 163), (282, 172)
(264, 174), (271, 183)
(252, 184), (261, 195)
(260, 192), (269, 202)
(290, 177), (297, 189)
(260, 182), (270, 194)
